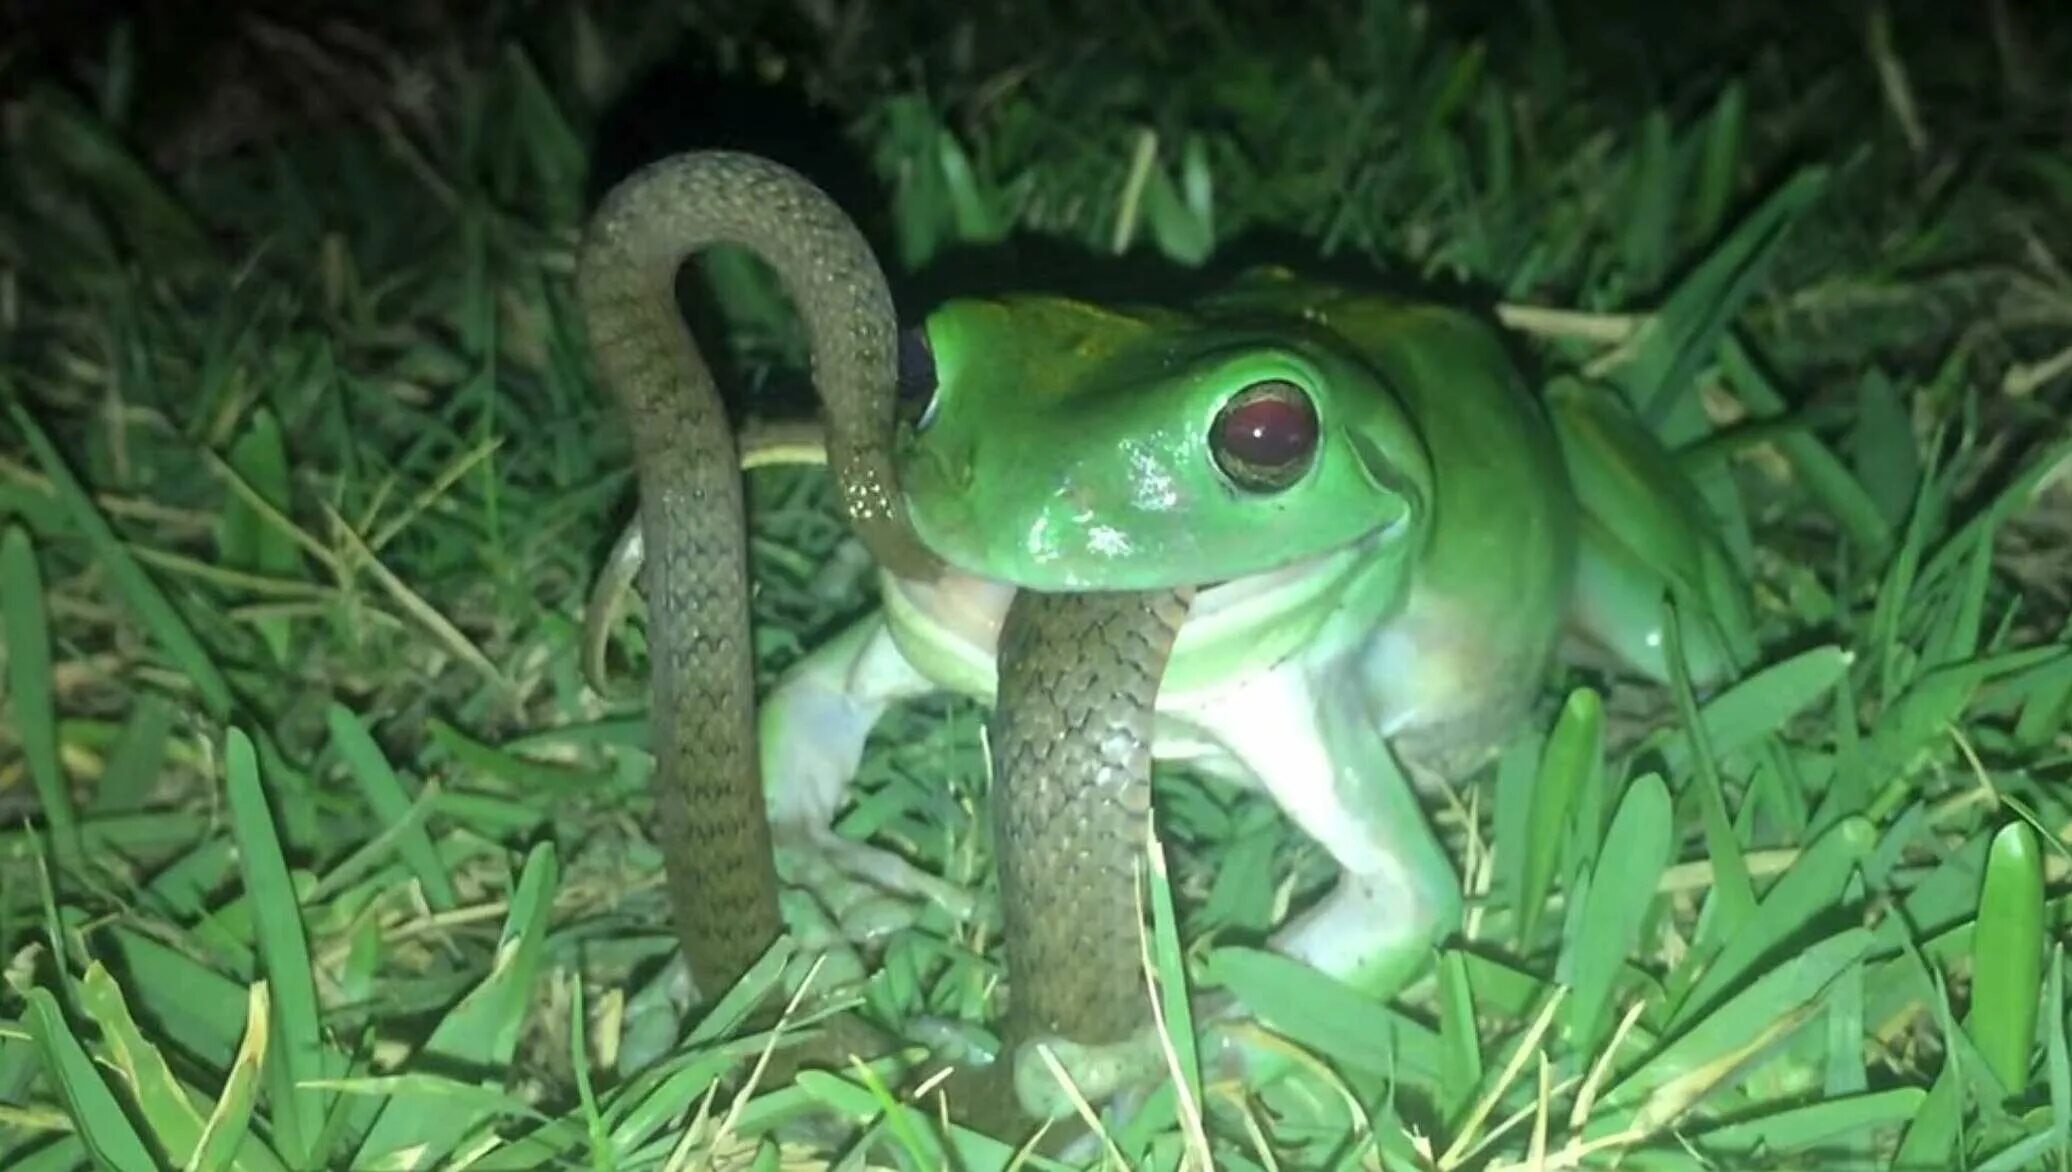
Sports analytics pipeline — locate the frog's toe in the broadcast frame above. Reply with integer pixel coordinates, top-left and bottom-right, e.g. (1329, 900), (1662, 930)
(771, 890), (873, 993)
(1010, 1028), (1172, 1124)
(819, 835), (980, 922)
(774, 826), (978, 947)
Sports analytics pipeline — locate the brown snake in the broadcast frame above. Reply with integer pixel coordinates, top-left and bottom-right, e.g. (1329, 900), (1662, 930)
(577, 150), (1182, 1141)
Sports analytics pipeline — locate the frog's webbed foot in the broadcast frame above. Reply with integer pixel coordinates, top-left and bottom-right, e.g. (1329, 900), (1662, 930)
(756, 825), (982, 1006)
(773, 823), (979, 947)
(1006, 1029), (1173, 1123)
(899, 1023), (1162, 1160)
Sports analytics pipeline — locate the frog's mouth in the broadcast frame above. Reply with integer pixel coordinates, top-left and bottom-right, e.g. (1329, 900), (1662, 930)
(1180, 517), (1402, 620)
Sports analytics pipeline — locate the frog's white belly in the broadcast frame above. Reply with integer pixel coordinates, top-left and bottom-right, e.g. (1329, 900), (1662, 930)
(854, 566), (1488, 889)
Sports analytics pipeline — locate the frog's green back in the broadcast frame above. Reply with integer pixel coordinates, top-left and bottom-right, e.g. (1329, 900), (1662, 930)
(1295, 289), (1578, 757)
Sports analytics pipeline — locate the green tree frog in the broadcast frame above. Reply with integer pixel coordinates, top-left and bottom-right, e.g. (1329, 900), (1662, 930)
(727, 266), (1752, 1113)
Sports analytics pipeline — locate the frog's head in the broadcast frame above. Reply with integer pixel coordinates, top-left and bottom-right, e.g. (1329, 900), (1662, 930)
(895, 294), (1433, 591)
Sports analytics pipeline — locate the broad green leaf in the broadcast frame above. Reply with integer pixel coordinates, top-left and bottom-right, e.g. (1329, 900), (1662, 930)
(77, 963), (288, 1172)
(22, 987), (157, 1172)
(1561, 772), (1671, 1058)
(1971, 820), (2044, 1094)
(1692, 1087), (1924, 1155)
(352, 843), (558, 1168)
(1669, 815), (1875, 1031)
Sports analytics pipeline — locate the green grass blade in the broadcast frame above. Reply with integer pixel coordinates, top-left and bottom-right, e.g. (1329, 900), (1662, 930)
(1691, 1087), (1924, 1157)
(1716, 333), (1895, 560)
(216, 406), (302, 667)
(2, 524), (80, 866)
(2047, 944), (2069, 1165)
(189, 982), (273, 1172)
(221, 726), (329, 1166)
(93, 693), (177, 814)
(1689, 81), (1745, 244)
(1848, 369), (1922, 532)
(1203, 946), (1440, 1083)
(77, 962), (289, 1172)
(1436, 949), (1482, 1124)
(1599, 927), (1873, 1114)
(1561, 771), (1671, 1059)
(100, 927), (251, 1069)
(1624, 165), (1830, 426)
(5, 397), (235, 719)
(324, 703), (460, 910)
(352, 843), (558, 1168)
(1669, 815), (1875, 1032)
(1517, 687), (1600, 946)
(1652, 646), (1850, 777)
(1663, 598), (1756, 942)
(22, 987), (158, 1172)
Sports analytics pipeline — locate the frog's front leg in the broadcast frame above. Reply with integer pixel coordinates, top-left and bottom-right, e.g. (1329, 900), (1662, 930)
(760, 612), (980, 958)
(1199, 664), (1462, 1064)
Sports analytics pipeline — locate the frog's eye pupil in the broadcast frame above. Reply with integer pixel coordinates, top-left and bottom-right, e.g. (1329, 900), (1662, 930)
(897, 326), (941, 430)
(1211, 380), (1318, 492)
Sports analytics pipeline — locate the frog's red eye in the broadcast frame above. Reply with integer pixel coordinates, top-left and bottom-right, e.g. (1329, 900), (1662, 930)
(1211, 380), (1318, 492)
(897, 326), (940, 430)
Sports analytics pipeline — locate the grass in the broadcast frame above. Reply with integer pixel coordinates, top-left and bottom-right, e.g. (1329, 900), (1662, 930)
(3, 0), (2072, 1168)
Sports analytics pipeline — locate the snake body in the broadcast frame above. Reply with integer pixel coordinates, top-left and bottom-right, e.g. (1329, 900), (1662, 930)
(576, 150), (937, 1001)
(577, 150), (1179, 1138)
(991, 588), (1191, 1048)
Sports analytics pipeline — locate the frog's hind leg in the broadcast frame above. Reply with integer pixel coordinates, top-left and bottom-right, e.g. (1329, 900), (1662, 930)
(1547, 378), (1756, 689)
(761, 613), (980, 946)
